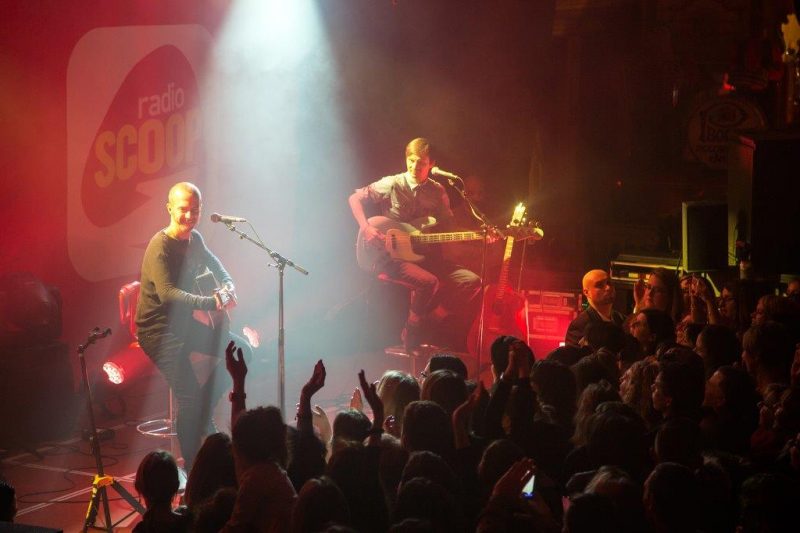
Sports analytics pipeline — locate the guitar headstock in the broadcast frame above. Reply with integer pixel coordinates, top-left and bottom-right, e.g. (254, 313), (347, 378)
(506, 224), (544, 241)
(506, 203), (543, 241)
(509, 203), (527, 227)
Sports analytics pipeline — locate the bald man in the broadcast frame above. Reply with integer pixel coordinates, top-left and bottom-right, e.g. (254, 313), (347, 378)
(564, 269), (625, 347)
(135, 182), (252, 469)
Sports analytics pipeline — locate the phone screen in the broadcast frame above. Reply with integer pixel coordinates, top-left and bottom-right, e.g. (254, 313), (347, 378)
(521, 475), (536, 499)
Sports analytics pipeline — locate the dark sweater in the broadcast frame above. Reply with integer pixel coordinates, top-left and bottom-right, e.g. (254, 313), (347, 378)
(135, 229), (231, 338)
(564, 306), (625, 347)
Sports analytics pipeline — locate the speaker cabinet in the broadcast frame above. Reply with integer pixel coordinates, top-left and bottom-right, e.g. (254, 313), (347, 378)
(0, 341), (77, 447)
(728, 132), (800, 278)
(525, 290), (581, 358)
(682, 201), (728, 272)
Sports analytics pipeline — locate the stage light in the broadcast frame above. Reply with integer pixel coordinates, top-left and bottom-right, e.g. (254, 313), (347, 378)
(102, 361), (125, 385)
(101, 343), (155, 387)
(243, 325), (260, 348)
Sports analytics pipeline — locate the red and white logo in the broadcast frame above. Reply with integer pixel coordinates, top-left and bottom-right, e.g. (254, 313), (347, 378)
(67, 25), (211, 281)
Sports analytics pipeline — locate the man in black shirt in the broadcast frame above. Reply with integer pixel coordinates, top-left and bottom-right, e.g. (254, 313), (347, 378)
(565, 269), (626, 347)
(135, 182), (252, 468)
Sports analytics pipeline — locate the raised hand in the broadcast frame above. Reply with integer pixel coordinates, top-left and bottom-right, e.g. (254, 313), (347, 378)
(358, 369), (384, 423)
(502, 345), (519, 382)
(693, 276), (714, 303)
(383, 415), (398, 436)
(511, 340), (532, 379)
(302, 359), (326, 397)
(492, 458), (536, 499)
(226, 340), (247, 427)
(225, 340), (247, 387)
(312, 404), (332, 445)
(350, 387), (364, 412)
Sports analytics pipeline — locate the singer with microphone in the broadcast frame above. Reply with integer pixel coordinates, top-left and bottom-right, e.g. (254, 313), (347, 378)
(348, 137), (481, 353)
(135, 181), (253, 470)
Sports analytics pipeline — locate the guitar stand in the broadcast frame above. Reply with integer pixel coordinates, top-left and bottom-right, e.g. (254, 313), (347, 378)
(77, 328), (145, 532)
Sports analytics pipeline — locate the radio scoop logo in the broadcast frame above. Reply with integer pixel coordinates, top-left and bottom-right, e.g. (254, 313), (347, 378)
(67, 25), (211, 281)
(82, 46), (200, 227)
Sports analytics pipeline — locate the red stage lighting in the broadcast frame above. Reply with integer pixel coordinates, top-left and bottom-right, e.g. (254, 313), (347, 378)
(242, 325), (260, 348)
(101, 343), (155, 386)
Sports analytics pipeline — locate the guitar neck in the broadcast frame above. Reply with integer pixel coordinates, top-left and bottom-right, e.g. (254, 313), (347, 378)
(494, 236), (516, 300)
(493, 203), (526, 301)
(410, 231), (485, 244)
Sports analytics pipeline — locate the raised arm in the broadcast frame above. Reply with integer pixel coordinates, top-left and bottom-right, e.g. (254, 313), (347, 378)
(694, 276), (722, 325)
(225, 341), (248, 428)
(358, 369), (385, 446)
(297, 359), (326, 434)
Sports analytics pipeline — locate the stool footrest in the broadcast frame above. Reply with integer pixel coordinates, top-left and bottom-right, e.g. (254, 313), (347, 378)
(137, 418), (176, 438)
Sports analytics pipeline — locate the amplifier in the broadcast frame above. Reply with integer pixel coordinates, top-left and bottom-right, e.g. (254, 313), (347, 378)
(525, 290), (581, 357)
(610, 253), (681, 284)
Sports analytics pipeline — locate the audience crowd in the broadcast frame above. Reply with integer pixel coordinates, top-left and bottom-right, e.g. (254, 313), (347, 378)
(4, 271), (799, 532)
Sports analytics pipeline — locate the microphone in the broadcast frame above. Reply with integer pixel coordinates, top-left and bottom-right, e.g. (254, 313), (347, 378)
(211, 213), (247, 224)
(89, 327), (112, 340)
(430, 167), (461, 182)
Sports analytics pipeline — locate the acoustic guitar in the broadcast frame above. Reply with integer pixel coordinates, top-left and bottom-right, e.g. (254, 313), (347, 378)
(193, 269), (235, 330)
(467, 203), (531, 367)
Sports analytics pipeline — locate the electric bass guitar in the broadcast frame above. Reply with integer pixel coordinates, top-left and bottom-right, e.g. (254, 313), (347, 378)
(467, 203), (532, 367)
(356, 215), (541, 273)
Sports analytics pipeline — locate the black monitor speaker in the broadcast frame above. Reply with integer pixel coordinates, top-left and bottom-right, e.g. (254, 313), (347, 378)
(682, 201), (728, 272)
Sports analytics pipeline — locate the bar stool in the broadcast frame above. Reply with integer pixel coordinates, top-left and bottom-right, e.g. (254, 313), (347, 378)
(371, 273), (430, 375)
(118, 282), (178, 445)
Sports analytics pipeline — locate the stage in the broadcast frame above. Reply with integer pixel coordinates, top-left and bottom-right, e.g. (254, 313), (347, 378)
(1, 347), (398, 531)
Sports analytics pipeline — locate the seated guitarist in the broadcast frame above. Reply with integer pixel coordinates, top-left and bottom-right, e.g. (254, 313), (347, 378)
(135, 182), (252, 470)
(349, 138), (481, 352)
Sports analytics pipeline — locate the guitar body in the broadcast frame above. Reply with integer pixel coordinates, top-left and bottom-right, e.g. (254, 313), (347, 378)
(356, 216), (436, 272)
(193, 270), (231, 331)
(467, 284), (527, 366)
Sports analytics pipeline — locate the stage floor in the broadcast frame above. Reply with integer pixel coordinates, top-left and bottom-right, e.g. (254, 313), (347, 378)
(1, 347), (403, 531)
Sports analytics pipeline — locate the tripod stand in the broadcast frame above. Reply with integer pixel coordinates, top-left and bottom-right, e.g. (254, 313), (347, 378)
(78, 327), (145, 532)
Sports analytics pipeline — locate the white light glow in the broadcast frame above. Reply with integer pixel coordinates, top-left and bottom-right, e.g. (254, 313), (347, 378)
(102, 361), (125, 385)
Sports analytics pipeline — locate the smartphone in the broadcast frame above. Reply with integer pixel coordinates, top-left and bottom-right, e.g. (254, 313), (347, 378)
(521, 474), (536, 499)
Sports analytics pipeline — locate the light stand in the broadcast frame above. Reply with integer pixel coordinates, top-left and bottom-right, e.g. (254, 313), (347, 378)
(220, 222), (309, 419)
(78, 327), (145, 532)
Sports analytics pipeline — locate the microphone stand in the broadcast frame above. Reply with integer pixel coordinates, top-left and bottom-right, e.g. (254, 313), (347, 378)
(78, 327), (144, 532)
(440, 176), (499, 381)
(220, 222), (309, 419)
